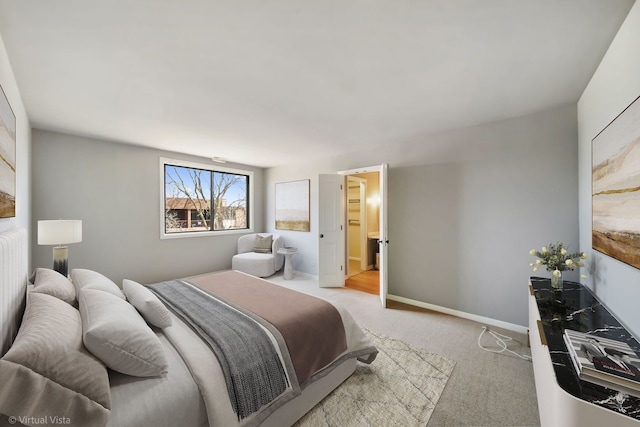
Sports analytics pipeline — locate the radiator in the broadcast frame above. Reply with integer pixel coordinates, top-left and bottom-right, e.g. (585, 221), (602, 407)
(0, 228), (28, 357)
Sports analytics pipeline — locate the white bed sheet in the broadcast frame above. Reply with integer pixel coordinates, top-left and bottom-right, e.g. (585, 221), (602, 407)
(107, 331), (208, 427)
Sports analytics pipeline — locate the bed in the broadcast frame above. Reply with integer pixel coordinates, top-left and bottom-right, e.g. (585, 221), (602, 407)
(0, 229), (377, 427)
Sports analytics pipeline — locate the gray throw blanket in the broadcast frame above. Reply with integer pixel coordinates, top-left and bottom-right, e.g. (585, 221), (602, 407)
(149, 280), (289, 420)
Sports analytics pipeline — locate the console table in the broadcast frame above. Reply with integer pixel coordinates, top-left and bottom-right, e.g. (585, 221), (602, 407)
(529, 277), (640, 426)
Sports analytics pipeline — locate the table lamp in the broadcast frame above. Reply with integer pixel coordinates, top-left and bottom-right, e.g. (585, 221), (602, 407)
(38, 219), (82, 277)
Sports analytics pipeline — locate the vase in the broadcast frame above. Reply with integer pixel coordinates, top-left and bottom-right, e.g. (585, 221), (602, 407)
(551, 272), (563, 290)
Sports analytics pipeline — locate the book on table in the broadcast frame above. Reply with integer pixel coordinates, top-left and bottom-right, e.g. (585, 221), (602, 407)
(563, 328), (640, 396)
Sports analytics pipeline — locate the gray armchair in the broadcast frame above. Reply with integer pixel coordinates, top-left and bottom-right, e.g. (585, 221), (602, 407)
(231, 233), (284, 277)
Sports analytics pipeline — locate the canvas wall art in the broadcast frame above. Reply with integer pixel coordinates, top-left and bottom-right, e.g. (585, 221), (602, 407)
(592, 94), (640, 269)
(275, 179), (310, 232)
(0, 84), (16, 219)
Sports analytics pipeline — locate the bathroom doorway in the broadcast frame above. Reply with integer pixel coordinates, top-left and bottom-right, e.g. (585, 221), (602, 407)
(323, 163), (387, 305)
(344, 171), (380, 295)
(347, 176), (367, 277)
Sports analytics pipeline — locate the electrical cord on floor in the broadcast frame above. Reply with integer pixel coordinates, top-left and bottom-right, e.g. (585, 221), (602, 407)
(478, 326), (532, 361)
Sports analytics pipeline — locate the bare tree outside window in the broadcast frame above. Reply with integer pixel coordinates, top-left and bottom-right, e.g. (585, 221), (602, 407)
(213, 172), (247, 230)
(164, 209), (182, 231)
(165, 166), (210, 232)
(164, 164), (249, 234)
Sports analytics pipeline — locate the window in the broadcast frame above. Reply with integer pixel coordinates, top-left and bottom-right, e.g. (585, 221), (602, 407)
(161, 158), (253, 237)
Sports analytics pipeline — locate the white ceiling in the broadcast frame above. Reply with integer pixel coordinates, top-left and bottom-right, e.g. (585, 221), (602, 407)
(0, 0), (635, 167)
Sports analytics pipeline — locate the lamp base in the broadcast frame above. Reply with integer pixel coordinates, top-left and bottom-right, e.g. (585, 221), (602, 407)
(52, 246), (69, 277)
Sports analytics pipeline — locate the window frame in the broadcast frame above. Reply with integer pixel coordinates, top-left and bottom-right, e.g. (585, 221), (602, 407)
(159, 157), (254, 239)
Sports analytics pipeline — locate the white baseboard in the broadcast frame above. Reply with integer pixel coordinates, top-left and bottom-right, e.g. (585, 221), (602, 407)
(282, 271), (527, 334)
(387, 294), (528, 335)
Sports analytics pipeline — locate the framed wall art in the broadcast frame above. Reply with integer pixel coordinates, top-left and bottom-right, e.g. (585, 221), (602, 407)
(275, 179), (310, 232)
(0, 84), (16, 219)
(592, 94), (640, 269)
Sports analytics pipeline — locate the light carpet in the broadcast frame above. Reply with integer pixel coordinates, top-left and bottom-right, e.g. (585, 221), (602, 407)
(295, 329), (456, 426)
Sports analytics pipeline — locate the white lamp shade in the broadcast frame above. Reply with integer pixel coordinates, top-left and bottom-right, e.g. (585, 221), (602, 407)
(38, 220), (82, 245)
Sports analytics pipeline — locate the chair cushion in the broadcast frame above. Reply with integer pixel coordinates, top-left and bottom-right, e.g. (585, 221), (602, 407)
(253, 234), (273, 253)
(232, 252), (276, 277)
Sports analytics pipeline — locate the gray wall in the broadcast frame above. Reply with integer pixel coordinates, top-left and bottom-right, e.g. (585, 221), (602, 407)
(32, 129), (264, 285)
(266, 103), (579, 327)
(578, 1), (640, 337)
(29, 103), (579, 328)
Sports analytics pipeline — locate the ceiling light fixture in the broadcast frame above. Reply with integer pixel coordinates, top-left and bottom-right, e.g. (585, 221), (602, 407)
(211, 157), (227, 164)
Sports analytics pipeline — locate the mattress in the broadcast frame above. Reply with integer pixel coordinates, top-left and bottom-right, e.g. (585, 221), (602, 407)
(107, 270), (377, 427)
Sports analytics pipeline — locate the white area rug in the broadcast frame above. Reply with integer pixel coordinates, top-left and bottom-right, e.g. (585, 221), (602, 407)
(295, 329), (456, 426)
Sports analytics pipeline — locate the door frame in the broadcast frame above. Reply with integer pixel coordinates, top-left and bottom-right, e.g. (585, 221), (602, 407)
(338, 164), (388, 307)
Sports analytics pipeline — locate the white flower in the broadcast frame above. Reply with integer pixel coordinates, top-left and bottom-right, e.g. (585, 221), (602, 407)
(528, 243), (588, 279)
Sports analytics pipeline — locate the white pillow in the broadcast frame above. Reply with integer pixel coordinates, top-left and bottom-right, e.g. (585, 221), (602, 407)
(78, 288), (168, 377)
(71, 269), (126, 299)
(30, 267), (77, 306)
(123, 279), (172, 329)
(0, 293), (110, 426)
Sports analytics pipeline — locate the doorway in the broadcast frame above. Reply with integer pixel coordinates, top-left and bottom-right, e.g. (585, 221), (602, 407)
(346, 176), (367, 277)
(320, 163), (388, 306)
(344, 171), (380, 295)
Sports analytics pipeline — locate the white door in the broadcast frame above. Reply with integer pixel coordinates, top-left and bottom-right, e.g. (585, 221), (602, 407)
(318, 174), (345, 287)
(379, 163), (388, 307)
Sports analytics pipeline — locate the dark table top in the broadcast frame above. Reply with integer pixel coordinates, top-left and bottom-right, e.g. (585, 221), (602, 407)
(530, 277), (640, 420)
